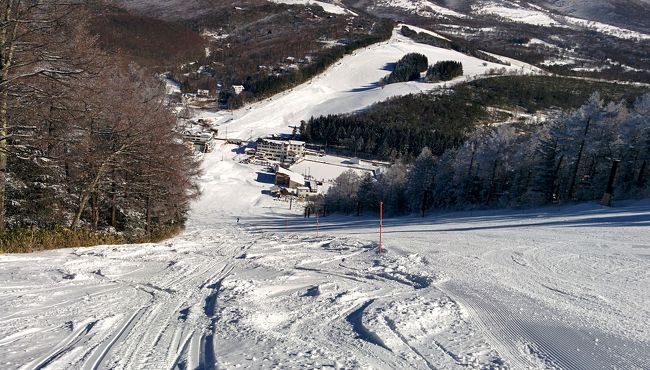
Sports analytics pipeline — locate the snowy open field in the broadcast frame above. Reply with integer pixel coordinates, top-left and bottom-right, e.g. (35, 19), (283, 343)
(1, 142), (649, 369)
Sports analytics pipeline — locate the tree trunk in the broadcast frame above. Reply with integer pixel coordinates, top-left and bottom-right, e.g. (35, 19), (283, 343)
(70, 160), (112, 229)
(568, 118), (592, 200)
(486, 160), (498, 204)
(91, 194), (99, 230)
(145, 193), (151, 236)
(111, 181), (117, 228)
(638, 160), (647, 187)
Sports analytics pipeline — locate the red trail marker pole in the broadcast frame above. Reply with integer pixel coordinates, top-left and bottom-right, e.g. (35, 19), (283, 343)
(379, 200), (383, 256)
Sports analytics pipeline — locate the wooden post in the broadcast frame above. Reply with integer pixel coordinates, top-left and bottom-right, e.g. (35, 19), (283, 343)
(379, 200), (383, 256)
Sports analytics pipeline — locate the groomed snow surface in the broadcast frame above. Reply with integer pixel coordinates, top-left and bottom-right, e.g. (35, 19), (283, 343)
(1, 142), (649, 369)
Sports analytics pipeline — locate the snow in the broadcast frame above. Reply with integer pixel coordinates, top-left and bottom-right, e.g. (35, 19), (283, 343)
(0, 22), (647, 370)
(402, 23), (451, 41)
(481, 51), (546, 73)
(269, 0), (357, 16)
(160, 75), (181, 95)
(541, 57), (577, 66)
(2, 149), (649, 368)
(471, 2), (650, 41)
(474, 2), (562, 26)
(562, 15), (650, 41)
(377, 0), (468, 19)
(291, 154), (380, 183)
(525, 38), (557, 49)
(197, 24), (539, 140)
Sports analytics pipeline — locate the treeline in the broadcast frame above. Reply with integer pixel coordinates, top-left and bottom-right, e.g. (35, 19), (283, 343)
(400, 26), (507, 66)
(322, 93), (650, 215)
(300, 76), (648, 160)
(426, 61), (463, 82)
(382, 53), (428, 84)
(1, 3), (200, 252)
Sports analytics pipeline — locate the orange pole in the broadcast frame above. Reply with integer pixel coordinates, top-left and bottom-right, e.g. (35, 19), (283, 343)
(379, 200), (383, 256)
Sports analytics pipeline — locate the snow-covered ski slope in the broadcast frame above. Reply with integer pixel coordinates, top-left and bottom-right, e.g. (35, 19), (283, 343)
(1, 142), (649, 369)
(201, 24), (542, 140)
(0, 23), (647, 369)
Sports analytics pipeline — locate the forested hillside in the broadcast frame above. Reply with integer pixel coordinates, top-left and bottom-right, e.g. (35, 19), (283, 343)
(322, 92), (650, 215)
(0, 3), (200, 252)
(301, 76), (648, 160)
(91, 1), (394, 109)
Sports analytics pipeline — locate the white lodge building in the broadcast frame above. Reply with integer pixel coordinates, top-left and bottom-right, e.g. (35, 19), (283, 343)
(257, 139), (305, 164)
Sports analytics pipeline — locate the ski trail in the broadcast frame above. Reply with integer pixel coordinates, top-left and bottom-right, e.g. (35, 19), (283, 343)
(384, 317), (437, 370)
(83, 307), (147, 370)
(345, 300), (391, 351)
(30, 321), (97, 370)
(199, 272), (231, 370)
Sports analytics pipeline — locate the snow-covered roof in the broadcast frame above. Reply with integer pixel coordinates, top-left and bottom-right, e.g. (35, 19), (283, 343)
(276, 166), (305, 185)
(261, 139), (305, 146)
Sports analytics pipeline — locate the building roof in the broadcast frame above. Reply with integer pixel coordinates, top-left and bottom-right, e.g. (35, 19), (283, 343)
(276, 166), (305, 185)
(261, 138), (305, 146)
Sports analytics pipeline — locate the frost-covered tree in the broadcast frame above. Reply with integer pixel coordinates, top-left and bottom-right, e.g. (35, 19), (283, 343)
(326, 170), (362, 214)
(405, 147), (436, 215)
(376, 162), (408, 215)
(565, 92), (604, 200)
(357, 174), (378, 215)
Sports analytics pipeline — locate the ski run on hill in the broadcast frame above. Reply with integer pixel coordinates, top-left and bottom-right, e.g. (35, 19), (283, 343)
(1, 20), (649, 370)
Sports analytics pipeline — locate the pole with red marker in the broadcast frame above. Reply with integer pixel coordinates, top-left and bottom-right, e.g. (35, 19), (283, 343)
(379, 200), (383, 256)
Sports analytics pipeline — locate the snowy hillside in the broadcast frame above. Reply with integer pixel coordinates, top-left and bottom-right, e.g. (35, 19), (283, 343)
(472, 1), (650, 40)
(1, 141), (649, 369)
(199, 24), (541, 139)
(270, 0), (358, 15)
(371, 0), (650, 40)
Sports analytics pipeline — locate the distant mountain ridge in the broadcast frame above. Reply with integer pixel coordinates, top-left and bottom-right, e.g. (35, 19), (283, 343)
(367, 0), (650, 32)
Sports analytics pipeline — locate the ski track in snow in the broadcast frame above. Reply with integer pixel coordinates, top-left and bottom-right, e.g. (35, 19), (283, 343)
(2, 197), (649, 369)
(1, 25), (649, 370)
